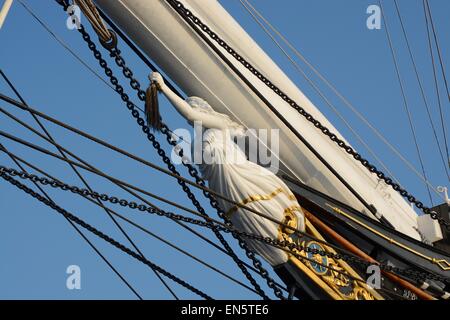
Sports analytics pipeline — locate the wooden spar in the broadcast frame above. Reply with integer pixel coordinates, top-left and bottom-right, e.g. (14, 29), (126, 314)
(0, 0), (14, 29)
(303, 209), (436, 300)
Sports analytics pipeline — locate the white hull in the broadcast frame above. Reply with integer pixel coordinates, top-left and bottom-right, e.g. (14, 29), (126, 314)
(95, 0), (420, 239)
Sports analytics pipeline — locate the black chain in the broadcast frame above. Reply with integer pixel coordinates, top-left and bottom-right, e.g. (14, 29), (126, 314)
(165, 0), (449, 230)
(0, 166), (215, 228)
(55, 1), (277, 300)
(0, 171), (213, 300)
(3, 165), (448, 287)
(114, 55), (281, 299)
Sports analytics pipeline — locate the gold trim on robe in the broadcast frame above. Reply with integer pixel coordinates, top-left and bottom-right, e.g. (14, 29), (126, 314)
(225, 187), (297, 219)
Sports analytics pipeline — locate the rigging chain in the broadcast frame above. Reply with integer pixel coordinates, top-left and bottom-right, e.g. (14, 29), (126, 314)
(0, 171), (213, 300)
(165, 0), (449, 229)
(0, 169), (375, 296)
(56, 0), (279, 300)
(0, 92), (287, 290)
(2, 149), (259, 295)
(0, 66), (179, 300)
(2, 166), (448, 288)
(0, 144), (143, 299)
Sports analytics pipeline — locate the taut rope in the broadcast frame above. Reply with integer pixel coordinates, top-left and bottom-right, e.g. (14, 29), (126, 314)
(73, 0), (111, 43)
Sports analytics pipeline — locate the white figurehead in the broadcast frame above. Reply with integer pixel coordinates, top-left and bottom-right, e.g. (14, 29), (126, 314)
(151, 71), (305, 267)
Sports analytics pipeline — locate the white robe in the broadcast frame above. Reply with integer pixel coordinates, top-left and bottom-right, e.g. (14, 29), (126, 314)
(194, 128), (305, 266)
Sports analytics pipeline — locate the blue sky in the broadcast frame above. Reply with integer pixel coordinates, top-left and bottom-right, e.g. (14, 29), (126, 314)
(0, 0), (449, 299)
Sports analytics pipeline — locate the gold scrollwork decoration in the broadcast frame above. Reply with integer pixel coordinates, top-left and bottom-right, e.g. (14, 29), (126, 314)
(277, 209), (377, 300)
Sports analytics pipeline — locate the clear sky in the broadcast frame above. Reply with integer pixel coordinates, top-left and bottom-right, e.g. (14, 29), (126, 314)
(0, 0), (448, 299)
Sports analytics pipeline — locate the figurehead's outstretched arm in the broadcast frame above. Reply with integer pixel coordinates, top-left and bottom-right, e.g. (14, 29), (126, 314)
(150, 72), (229, 129)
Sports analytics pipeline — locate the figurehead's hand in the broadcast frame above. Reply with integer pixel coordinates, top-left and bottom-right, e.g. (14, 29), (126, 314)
(149, 72), (165, 89)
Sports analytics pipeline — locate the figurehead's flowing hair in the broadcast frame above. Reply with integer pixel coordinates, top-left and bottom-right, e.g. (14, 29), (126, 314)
(145, 79), (162, 131)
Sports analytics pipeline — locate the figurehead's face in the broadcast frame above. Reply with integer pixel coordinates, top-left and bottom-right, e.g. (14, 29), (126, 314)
(186, 96), (213, 112)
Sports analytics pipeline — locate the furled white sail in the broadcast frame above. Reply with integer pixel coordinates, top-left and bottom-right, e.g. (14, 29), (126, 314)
(94, 0), (421, 239)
